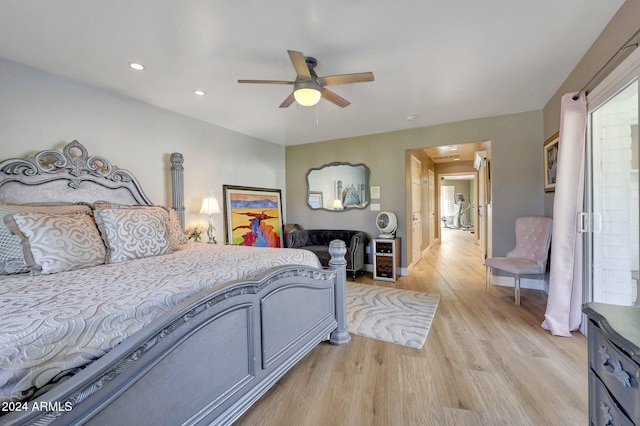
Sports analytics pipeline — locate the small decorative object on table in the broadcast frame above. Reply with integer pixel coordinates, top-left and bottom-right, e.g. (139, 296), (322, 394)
(186, 226), (206, 242)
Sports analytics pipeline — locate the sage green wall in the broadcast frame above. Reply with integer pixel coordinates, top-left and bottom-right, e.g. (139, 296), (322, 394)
(542, 0), (640, 216)
(285, 110), (543, 269)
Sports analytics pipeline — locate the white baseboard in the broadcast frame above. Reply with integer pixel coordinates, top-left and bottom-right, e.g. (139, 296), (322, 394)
(490, 274), (547, 291)
(368, 263), (548, 291)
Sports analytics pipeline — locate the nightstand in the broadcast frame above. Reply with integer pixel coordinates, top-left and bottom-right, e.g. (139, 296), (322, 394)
(373, 238), (399, 282)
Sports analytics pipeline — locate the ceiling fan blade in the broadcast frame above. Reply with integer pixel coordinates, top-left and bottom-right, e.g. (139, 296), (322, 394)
(288, 50), (312, 80)
(279, 92), (296, 108)
(238, 79), (295, 85)
(321, 88), (351, 108)
(318, 72), (375, 86)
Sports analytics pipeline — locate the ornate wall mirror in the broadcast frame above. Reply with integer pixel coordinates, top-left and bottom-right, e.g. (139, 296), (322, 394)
(306, 162), (370, 211)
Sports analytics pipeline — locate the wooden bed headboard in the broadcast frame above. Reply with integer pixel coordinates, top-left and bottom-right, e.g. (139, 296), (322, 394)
(0, 140), (185, 228)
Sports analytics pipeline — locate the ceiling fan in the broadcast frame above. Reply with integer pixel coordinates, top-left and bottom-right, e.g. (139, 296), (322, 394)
(238, 50), (374, 108)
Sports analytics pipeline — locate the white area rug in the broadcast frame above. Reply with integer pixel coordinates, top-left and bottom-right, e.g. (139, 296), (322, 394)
(346, 283), (440, 349)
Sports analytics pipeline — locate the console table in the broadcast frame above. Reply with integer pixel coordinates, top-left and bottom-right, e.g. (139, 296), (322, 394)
(582, 302), (640, 425)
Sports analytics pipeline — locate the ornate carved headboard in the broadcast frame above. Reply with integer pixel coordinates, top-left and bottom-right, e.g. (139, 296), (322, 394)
(0, 140), (185, 228)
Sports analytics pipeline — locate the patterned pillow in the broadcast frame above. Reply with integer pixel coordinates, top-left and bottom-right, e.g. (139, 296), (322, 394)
(4, 212), (106, 274)
(166, 208), (188, 248)
(0, 204), (93, 274)
(94, 207), (171, 263)
(92, 202), (186, 251)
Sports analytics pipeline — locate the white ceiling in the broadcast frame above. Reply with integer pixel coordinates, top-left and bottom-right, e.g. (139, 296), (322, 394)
(0, 1), (625, 146)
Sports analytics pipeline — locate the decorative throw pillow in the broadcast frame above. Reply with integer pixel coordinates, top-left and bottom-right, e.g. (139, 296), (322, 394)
(92, 202), (186, 251)
(0, 204), (93, 274)
(166, 208), (188, 248)
(4, 212), (106, 274)
(94, 207), (170, 263)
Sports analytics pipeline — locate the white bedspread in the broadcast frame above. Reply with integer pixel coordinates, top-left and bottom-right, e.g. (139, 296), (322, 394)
(0, 243), (321, 403)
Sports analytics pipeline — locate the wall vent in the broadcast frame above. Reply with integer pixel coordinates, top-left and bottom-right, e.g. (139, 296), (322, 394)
(431, 154), (460, 161)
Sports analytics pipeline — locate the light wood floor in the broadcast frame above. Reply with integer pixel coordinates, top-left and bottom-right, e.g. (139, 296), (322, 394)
(236, 228), (588, 425)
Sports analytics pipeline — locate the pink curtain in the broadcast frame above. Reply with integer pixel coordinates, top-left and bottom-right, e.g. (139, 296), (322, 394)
(541, 93), (587, 337)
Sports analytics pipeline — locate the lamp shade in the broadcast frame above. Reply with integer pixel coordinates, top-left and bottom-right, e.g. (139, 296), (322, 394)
(332, 199), (343, 210)
(293, 83), (321, 107)
(199, 197), (221, 215)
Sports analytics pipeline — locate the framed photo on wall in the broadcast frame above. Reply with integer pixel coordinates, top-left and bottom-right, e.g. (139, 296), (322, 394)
(543, 132), (559, 192)
(222, 185), (284, 247)
(307, 191), (323, 209)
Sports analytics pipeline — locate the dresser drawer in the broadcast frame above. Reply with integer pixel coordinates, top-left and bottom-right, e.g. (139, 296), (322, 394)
(589, 322), (640, 424)
(590, 372), (635, 426)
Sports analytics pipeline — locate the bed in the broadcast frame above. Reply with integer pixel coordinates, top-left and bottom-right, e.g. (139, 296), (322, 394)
(0, 141), (350, 425)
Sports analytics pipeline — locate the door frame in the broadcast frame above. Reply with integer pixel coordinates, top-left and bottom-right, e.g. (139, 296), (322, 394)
(584, 47), (640, 310)
(410, 155), (423, 267)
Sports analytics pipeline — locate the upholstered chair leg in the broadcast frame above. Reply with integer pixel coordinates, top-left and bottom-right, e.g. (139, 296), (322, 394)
(514, 275), (521, 305)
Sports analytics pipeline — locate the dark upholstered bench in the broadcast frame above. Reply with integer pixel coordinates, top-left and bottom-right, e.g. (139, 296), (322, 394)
(287, 229), (368, 280)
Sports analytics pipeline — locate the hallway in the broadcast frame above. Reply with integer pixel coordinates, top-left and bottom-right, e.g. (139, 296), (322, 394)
(238, 232), (588, 425)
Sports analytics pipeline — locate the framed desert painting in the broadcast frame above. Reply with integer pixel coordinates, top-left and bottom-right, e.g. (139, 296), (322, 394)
(544, 132), (559, 192)
(222, 185), (284, 247)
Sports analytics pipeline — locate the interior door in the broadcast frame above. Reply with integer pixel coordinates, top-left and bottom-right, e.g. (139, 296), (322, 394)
(586, 77), (639, 306)
(428, 169), (436, 246)
(411, 155), (422, 265)
(474, 151), (489, 261)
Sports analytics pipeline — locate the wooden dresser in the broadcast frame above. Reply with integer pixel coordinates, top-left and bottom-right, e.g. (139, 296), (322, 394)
(583, 303), (640, 425)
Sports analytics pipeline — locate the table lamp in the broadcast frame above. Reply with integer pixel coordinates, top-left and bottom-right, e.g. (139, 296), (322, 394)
(199, 197), (221, 244)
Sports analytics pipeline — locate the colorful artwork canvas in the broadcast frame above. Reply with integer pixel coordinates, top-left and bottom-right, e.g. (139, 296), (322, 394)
(223, 185), (284, 247)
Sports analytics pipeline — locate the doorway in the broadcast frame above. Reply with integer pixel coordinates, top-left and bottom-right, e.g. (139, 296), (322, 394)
(440, 174), (475, 231)
(406, 141), (491, 267)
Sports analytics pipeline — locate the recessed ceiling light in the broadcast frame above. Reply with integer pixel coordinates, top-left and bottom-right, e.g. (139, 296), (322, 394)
(193, 90), (206, 96)
(128, 62), (145, 71)
(406, 114), (417, 121)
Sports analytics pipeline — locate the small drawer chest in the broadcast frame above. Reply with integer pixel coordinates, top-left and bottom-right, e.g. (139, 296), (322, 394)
(583, 303), (640, 425)
(372, 238), (399, 282)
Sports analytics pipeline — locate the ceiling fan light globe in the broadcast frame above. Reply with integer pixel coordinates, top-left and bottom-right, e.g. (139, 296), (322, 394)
(294, 87), (321, 106)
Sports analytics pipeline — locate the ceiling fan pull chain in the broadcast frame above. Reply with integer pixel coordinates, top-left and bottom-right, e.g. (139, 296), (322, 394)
(316, 103), (319, 125)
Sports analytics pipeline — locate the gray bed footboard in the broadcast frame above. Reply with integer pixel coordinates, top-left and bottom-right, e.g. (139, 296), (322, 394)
(1, 241), (349, 426)
(0, 142), (349, 425)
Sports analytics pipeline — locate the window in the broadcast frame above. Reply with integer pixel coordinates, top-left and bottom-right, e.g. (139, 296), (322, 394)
(586, 48), (640, 306)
